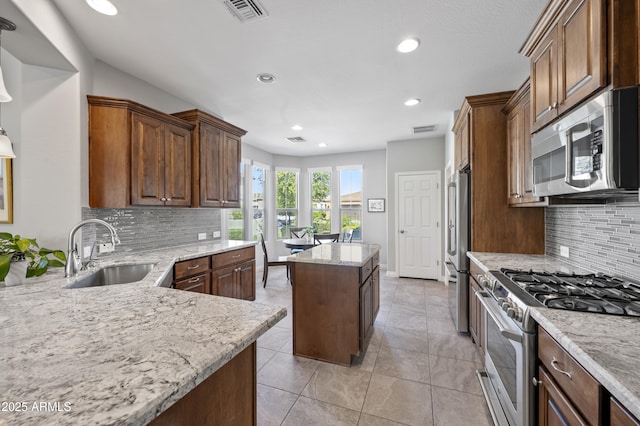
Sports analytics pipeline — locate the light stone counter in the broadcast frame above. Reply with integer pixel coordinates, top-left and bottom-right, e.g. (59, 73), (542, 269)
(287, 242), (380, 267)
(0, 240), (286, 426)
(468, 251), (640, 420)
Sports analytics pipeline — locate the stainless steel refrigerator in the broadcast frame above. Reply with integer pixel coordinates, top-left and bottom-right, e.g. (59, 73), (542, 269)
(445, 169), (470, 333)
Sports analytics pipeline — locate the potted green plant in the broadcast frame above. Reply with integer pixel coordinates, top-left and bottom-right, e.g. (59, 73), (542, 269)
(0, 233), (66, 285)
(304, 226), (316, 243)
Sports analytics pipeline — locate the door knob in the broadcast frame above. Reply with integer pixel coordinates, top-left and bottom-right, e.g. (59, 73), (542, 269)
(399, 230), (406, 234)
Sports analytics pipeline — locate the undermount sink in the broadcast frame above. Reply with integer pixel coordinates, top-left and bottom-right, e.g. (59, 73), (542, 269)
(66, 263), (156, 289)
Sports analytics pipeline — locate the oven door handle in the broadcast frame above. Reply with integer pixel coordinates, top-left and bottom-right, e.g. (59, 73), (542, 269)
(476, 292), (522, 343)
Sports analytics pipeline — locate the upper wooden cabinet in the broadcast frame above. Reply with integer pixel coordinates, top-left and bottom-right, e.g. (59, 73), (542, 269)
(453, 110), (470, 171)
(504, 81), (546, 206)
(522, 0), (638, 132)
(172, 110), (247, 208)
(452, 92), (545, 254)
(88, 96), (194, 208)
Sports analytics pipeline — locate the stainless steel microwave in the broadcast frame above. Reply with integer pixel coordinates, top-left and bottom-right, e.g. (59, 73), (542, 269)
(531, 87), (638, 198)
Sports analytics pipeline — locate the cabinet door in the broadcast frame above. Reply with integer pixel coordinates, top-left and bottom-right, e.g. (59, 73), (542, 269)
(520, 97), (538, 202)
(557, 0), (605, 115)
(221, 133), (242, 208)
(174, 273), (211, 294)
(372, 266), (380, 318)
(531, 28), (558, 132)
(538, 367), (588, 426)
(212, 265), (236, 298)
(506, 108), (522, 204)
(131, 112), (165, 206)
(236, 260), (256, 301)
(611, 397), (640, 426)
(359, 277), (373, 344)
(199, 123), (224, 207)
(164, 123), (192, 207)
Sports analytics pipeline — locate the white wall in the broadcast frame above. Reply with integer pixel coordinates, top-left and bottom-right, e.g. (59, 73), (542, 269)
(386, 136), (446, 276)
(0, 0), (94, 251)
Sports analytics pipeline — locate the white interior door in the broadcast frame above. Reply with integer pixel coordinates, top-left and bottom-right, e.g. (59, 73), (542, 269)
(397, 172), (441, 279)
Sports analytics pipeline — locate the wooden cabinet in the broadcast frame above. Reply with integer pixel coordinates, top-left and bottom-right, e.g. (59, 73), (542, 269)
(88, 96), (194, 208)
(469, 260), (485, 362)
(150, 342), (256, 426)
(537, 326), (603, 425)
(292, 251), (380, 366)
(173, 246), (255, 301)
(453, 110), (470, 171)
(211, 246), (256, 301)
(131, 112), (192, 206)
(172, 109), (246, 208)
(611, 397), (640, 425)
(452, 92), (545, 254)
(504, 81), (546, 206)
(522, 0), (638, 132)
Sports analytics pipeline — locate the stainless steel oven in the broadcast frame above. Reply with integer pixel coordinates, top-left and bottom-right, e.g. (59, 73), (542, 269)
(475, 272), (536, 426)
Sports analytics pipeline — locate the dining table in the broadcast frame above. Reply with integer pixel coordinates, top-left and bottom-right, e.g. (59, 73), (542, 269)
(283, 238), (317, 251)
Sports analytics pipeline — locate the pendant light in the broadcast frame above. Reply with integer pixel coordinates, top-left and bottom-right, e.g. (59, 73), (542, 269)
(0, 17), (16, 159)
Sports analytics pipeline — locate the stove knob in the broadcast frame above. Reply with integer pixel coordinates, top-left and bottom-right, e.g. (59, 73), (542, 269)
(497, 297), (508, 308)
(507, 307), (523, 322)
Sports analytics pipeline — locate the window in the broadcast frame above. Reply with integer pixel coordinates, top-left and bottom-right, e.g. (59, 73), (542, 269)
(310, 169), (332, 234)
(339, 166), (362, 240)
(276, 169), (298, 239)
(252, 165), (266, 241)
(225, 163), (246, 240)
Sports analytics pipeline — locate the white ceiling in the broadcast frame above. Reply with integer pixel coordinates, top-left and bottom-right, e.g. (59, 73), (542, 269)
(47, 0), (546, 156)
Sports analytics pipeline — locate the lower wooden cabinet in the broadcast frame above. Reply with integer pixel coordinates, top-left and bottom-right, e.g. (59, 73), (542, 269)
(611, 397), (640, 425)
(537, 366), (589, 425)
(149, 342), (256, 426)
(173, 246), (255, 301)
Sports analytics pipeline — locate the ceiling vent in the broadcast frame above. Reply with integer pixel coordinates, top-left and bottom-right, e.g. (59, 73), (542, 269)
(223, 0), (269, 22)
(285, 136), (307, 143)
(412, 125), (436, 134)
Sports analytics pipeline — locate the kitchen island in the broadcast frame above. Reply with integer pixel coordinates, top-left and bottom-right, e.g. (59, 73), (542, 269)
(468, 251), (640, 421)
(288, 243), (380, 366)
(0, 241), (286, 426)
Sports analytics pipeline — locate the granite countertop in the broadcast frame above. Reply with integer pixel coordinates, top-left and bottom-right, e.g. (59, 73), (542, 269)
(287, 242), (380, 267)
(468, 251), (640, 419)
(0, 240), (286, 426)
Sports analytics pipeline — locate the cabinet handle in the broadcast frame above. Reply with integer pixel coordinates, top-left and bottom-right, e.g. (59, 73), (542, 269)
(187, 265), (200, 270)
(532, 377), (541, 386)
(232, 254), (241, 258)
(160, 197), (167, 201)
(166, 198), (171, 201)
(552, 102), (558, 109)
(188, 277), (201, 283)
(550, 357), (572, 379)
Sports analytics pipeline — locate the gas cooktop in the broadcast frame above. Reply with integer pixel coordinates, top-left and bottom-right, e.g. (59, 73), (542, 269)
(499, 268), (640, 317)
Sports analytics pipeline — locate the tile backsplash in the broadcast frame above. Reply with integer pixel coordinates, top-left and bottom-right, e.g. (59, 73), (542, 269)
(82, 207), (221, 253)
(545, 200), (640, 280)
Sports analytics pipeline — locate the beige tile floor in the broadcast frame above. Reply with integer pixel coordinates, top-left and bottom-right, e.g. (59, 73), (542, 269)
(254, 266), (493, 426)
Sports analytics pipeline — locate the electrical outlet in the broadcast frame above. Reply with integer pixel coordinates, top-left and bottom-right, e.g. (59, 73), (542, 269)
(213, 231), (221, 238)
(99, 242), (115, 254)
(198, 232), (207, 241)
(560, 245), (570, 258)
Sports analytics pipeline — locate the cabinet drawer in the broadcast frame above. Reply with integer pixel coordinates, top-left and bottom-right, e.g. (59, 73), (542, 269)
(538, 326), (601, 422)
(174, 273), (211, 294)
(212, 246), (255, 269)
(174, 256), (211, 280)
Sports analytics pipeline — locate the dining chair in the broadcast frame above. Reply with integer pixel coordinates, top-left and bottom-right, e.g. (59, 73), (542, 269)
(342, 228), (355, 243)
(289, 227), (307, 238)
(260, 233), (289, 288)
(314, 233), (340, 244)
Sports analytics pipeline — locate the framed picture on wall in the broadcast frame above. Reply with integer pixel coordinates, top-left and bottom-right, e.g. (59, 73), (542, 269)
(367, 198), (385, 213)
(0, 158), (13, 223)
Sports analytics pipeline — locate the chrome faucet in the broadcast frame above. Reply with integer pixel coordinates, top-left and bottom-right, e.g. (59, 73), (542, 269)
(65, 219), (120, 277)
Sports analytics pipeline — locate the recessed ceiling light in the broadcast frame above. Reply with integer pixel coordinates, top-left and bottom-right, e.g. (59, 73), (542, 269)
(291, 124), (303, 131)
(86, 0), (118, 16)
(397, 38), (420, 53)
(257, 73), (275, 83)
(404, 98), (421, 106)
(318, 143), (327, 148)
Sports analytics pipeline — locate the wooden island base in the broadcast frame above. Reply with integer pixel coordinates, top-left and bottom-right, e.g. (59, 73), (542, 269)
(150, 343), (256, 426)
(291, 246), (379, 366)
